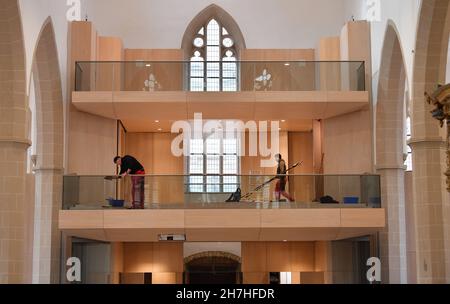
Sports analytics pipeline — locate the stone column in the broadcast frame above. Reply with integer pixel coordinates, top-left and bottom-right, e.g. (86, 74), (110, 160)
(32, 168), (63, 284)
(410, 138), (449, 283)
(377, 166), (407, 284)
(0, 140), (30, 283)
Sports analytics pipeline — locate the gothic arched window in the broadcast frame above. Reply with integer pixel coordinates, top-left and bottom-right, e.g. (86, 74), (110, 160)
(189, 19), (238, 92)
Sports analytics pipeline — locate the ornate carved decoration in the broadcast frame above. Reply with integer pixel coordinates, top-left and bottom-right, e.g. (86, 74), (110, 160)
(425, 84), (450, 191)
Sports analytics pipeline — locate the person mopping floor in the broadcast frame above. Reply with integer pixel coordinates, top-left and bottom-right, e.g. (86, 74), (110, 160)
(274, 153), (295, 202)
(114, 155), (146, 209)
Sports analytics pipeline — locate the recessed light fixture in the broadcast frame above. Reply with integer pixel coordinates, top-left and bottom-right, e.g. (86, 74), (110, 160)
(283, 240), (288, 242)
(281, 119), (286, 123)
(146, 64), (151, 67)
(284, 63), (290, 66)
(155, 120), (160, 123)
(158, 128), (162, 131)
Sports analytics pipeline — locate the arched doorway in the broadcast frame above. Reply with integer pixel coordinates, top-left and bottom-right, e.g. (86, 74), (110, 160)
(411, 0), (450, 283)
(184, 251), (242, 284)
(376, 22), (408, 284)
(29, 17), (64, 284)
(0, 0), (29, 283)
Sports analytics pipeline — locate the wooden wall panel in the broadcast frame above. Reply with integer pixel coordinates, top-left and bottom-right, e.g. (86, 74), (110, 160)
(124, 133), (154, 172)
(68, 22), (118, 175)
(288, 132), (314, 202)
(243, 272), (269, 284)
(152, 243), (184, 273)
(266, 242), (291, 272)
(300, 272), (325, 284)
(123, 243), (154, 273)
(123, 49), (183, 91)
(242, 242), (316, 277)
(241, 49), (316, 91)
(289, 242), (315, 272)
(322, 109), (372, 175)
(122, 242), (183, 284)
(241, 49), (315, 61)
(318, 37), (341, 90)
(96, 37), (124, 91)
(241, 242), (267, 272)
(110, 242), (124, 284)
(124, 133), (184, 204)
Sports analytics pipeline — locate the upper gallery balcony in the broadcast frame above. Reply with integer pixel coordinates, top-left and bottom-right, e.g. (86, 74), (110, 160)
(72, 61), (369, 122)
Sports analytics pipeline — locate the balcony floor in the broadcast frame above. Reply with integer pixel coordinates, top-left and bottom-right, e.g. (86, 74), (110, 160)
(59, 206), (385, 242)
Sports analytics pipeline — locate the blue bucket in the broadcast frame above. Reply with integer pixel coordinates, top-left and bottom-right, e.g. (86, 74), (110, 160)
(343, 197), (359, 204)
(107, 198), (125, 207)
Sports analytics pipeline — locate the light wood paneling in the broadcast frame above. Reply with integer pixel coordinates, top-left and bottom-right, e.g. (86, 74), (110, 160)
(340, 209), (386, 227)
(59, 210), (103, 229)
(59, 208), (385, 242)
(241, 49), (315, 61)
(242, 241), (316, 275)
(318, 37), (341, 90)
(266, 242), (291, 272)
(153, 243), (184, 273)
(241, 242), (268, 272)
(241, 49), (316, 92)
(152, 273), (181, 284)
(289, 242), (315, 272)
(288, 132), (314, 202)
(103, 210), (185, 229)
(96, 37), (124, 91)
(72, 91), (369, 128)
(300, 272), (325, 284)
(124, 132), (184, 204)
(184, 210), (261, 228)
(68, 22), (118, 175)
(323, 109), (373, 174)
(340, 21), (372, 92)
(110, 242), (124, 284)
(123, 243), (154, 273)
(126, 132), (184, 175)
(124, 49), (183, 91)
(243, 272), (269, 284)
(185, 228), (261, 242)
(121, 242), (183, 277)
(260, 209), (341, 228)
(124, 49), (183, 61)
(318, 37), (341, 61)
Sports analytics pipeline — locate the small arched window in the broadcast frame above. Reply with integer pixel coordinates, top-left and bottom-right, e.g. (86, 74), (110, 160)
(189, 19), (238, 92)
(404, 116), (412, 171)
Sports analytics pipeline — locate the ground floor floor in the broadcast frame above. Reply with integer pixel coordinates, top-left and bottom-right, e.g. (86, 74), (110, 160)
(64, 237), (377, 284)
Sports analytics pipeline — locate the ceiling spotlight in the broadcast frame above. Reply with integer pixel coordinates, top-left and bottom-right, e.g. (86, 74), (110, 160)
(284, 63), (290, 66)
(158, 128), (162, 131)
(281, 120), (286, 123)
(155, 120), (160, 123)
(146, 64), (151, 67)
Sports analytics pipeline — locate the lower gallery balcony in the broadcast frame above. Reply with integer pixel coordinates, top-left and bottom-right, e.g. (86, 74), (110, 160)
(59, 174), (385, 242)
(59, 174), (384, 284)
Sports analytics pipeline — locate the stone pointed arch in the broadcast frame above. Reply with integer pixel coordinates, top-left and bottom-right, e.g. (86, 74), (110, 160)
(0, 0), (29, 283)
(376, 21), (408, 284)
(29, 17), (64, 284)
(181, 4), (246, 59)
(411, 0), (450, 284)
(31, 17), (64, 170)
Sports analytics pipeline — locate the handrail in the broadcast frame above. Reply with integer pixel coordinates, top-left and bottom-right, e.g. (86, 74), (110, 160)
(75, 60), (365, 64)
(66, 173), (380, 177)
